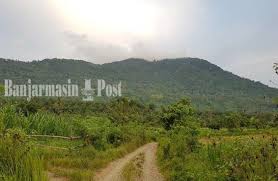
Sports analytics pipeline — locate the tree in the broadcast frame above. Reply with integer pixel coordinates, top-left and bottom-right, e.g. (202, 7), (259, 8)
(224, 113), (242, 130)
(273, 97), (278, 108)
(272, 63), (278, 108)
(0, 84), (4, 96)
(160, 98), (194, 130)
(274, 63), (278, 75)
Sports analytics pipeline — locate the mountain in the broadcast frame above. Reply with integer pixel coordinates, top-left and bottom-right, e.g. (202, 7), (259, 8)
(0, 57), (277, 112)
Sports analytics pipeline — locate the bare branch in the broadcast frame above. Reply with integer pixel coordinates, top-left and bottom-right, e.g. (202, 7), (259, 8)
(28, 135), (82, 140)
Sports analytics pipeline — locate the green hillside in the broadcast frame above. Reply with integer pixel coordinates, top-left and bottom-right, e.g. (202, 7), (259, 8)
(0, 57), (277, 112)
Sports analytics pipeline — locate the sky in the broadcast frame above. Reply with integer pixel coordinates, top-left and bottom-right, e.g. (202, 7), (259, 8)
(0, 0), (277, 87)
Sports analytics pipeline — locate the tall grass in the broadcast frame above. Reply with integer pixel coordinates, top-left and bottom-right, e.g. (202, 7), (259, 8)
(41, 120), (156, 181)
(0, 105), (76, 136)
(0, 104), (159, 180)
(27, 113), (75, 136)
(0, 129), (47, 181)
(158, 131), (278, 180)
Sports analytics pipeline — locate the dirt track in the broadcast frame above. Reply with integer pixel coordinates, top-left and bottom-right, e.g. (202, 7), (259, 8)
(93, 142), (164, 181)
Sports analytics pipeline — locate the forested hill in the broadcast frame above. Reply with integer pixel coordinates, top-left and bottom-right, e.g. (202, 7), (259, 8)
(0, 57), (277, 112)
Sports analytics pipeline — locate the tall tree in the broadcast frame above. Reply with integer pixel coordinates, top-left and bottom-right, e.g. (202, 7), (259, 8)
(274, 63), (278, 75)
(274, 63), (278, 108)
(160, 98), (194, 130)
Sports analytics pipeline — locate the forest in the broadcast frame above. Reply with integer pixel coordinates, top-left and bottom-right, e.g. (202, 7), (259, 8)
(1, 58), (277, 112)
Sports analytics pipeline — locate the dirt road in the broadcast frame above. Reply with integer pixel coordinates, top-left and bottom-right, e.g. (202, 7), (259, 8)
(93, 142), (164, 181)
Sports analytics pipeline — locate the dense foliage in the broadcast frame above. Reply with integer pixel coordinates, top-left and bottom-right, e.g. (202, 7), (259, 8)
(160, 98), (195, 130)
(0, 96), (277, 180)
(198, 111), (278, 130)
(158, 99), (278, 181)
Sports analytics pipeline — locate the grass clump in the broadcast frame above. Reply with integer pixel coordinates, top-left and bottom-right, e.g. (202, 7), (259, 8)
(122, 153), (145, 181)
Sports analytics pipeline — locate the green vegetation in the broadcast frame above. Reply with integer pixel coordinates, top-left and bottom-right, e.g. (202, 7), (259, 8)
(198, 111), (278, 130)
(0, 124), (47, 180)
(0, 98), (159, 180)
(121, 153), (144, 181)
(159, 133), (278, 180)
(0, 84), (4, 96)
(0, 58), (277, 112)
(157, 99), (278, 181)
(273, 97), (278, 108)
(0, 95), (277, 180)
(160, 98), (195, 130)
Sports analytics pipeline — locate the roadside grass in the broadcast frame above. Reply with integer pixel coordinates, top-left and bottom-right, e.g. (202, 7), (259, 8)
(0, 129), (47, 181)
(0, 105), (159, 181)
(30, 117), (156, 180)
(40, 140), (147, 181)
(158, 128), (278, 181)
(121, 152), (145, 181)
(200, 133), (278, 145)
(199, 127), (278, 137)
(199, 128), (278, 144)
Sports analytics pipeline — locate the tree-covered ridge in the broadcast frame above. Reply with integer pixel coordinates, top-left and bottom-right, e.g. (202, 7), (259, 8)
(0, 57), (277, 112)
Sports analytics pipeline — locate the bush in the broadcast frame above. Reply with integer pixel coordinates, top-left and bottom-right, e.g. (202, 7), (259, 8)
(158, 119), (200, 180)
(160, 98), (195, 130)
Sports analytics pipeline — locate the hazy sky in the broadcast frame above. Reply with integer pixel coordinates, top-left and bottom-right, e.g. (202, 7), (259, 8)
(0, 0), (277, 87)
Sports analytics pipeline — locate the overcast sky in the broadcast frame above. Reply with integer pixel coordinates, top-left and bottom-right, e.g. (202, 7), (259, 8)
(0, 0), (277, 87)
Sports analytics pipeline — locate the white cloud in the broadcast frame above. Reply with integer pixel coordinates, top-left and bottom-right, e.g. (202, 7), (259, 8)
(0, 0), (277, 86)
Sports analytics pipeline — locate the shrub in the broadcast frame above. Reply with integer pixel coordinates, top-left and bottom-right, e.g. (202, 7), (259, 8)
(160, 98), (195, 130)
